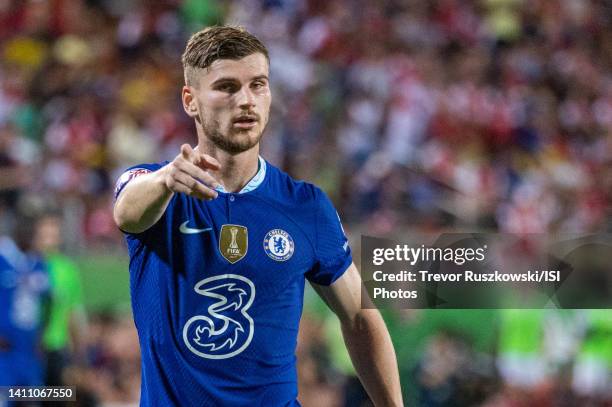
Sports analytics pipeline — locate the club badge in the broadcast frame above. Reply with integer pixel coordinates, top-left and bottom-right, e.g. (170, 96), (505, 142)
(263, 229), (294, 262)
(219, 224), (248, 264)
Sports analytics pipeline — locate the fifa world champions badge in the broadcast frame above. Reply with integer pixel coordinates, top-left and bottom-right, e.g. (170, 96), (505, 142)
(219, 224), (248, 264)
(264, 229), (295, 261)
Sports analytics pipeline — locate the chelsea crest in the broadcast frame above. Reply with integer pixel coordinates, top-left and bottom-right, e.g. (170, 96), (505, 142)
(263, 229), (295, 261)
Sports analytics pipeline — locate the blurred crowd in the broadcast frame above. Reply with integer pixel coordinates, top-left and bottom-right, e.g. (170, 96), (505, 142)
(1, 0), (610, 242)
(407, 309), (612, 407)
(0, 0), (611, 406)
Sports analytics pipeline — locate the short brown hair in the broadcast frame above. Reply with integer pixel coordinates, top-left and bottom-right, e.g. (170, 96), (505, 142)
(182, 25), (269, 86)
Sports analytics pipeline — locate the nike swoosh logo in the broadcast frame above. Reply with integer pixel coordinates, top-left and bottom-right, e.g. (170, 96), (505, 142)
(179, 221), (212, 234)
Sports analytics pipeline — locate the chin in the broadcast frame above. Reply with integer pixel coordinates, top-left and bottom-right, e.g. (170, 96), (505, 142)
(215, 131), (262, 154)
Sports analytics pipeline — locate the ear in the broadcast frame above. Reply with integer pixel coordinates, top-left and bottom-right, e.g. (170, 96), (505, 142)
(182, 85), (199, 118)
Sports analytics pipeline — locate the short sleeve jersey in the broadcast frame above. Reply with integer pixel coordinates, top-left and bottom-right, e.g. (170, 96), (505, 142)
(0, 237), (49, 386)
(115, 157), (352, 407)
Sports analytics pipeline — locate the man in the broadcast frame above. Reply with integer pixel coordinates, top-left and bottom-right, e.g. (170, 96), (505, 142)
(34, 213), (87, 388)
(0, 214), (50, 391)
(113, 26), (402, 406)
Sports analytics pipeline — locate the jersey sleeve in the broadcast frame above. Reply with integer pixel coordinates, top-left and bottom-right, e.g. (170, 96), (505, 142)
(305, 188), (352, 286)
(113, 163), (163, 202)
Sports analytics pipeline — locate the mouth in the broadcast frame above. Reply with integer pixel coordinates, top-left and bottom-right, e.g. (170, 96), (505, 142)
(232, 115), (258, 129)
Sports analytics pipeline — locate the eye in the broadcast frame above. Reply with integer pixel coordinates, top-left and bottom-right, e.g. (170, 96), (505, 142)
(251, 80), (267, 90)
(215, 82), (239, 93)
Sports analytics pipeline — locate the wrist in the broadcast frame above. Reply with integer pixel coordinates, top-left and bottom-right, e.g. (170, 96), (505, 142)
(154, 166), (174, 195)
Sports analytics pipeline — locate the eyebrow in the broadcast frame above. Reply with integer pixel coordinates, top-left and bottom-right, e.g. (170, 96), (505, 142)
(211, 75), (269, 86)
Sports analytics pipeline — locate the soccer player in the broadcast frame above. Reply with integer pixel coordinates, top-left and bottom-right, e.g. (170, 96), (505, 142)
(0, 214), (50, 389)
(113, 26), (402, 406)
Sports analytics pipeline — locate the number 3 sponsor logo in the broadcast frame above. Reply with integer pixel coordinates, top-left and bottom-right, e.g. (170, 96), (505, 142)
(183, 274), (255, 359)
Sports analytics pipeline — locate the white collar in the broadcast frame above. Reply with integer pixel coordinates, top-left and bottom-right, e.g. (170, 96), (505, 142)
(215, 156), (267, 194)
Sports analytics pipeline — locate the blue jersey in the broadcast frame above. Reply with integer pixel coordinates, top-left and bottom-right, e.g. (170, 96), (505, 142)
(115, 157), (352, 407)
(0, 237), (49, 386)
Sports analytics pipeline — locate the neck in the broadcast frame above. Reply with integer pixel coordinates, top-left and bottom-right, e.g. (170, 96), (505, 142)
(196, 139), (260, 193)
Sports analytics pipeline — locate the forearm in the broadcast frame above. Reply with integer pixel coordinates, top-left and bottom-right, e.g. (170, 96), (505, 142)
(342, 309), (403, 407)
(113, 168), (174, 233)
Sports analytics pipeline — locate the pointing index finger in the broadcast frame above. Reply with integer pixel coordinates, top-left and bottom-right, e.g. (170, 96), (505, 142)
(180, 144), (195, 161)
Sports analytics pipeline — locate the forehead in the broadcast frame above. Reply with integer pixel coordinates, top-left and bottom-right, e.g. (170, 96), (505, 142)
(200, 53), (269, 85)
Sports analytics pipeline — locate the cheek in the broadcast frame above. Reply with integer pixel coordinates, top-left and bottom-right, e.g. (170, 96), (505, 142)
(199, 93), (229, 112)
(260, 94), (272, 118)
(203, 103), (231, 124)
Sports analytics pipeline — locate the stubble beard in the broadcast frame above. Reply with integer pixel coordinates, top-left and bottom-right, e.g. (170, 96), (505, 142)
(202, 116), (266, 155)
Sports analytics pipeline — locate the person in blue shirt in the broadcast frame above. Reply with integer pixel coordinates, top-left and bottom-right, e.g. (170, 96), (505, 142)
(113, 25), (402, 407)
(0, 215), (50, 390)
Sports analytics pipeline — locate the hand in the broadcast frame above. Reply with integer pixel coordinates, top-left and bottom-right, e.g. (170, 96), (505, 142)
(162, 144), (221, 200)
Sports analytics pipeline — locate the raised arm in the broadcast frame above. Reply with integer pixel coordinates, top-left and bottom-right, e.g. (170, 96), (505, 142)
(113, 144), (220, 233)
(311, 262), (403, 407)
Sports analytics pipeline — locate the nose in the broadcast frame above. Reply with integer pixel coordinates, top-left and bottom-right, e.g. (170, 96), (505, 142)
(236, 86), (255, 109)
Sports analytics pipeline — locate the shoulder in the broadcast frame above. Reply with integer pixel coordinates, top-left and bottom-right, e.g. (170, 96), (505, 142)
(262, 161), (326, 206)
(114, 161), (169, 200)
(116, 161), (168, 179)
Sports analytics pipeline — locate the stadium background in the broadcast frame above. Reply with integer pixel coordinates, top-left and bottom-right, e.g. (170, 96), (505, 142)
(0, 0), (610, 405)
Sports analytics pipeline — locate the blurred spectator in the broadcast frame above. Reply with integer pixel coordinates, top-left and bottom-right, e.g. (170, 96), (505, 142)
(415, 330), (495, 407)
(64, 312), (140, 407)
(0, 123), (32, 230)
(572, 309), (612, 404)
(495, 309), (550, 405)
(297, 313), (343, 407)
